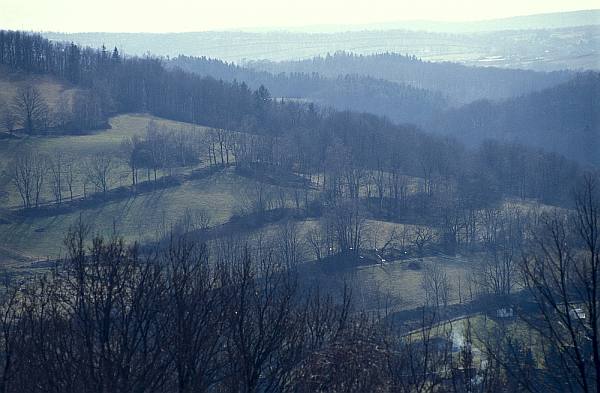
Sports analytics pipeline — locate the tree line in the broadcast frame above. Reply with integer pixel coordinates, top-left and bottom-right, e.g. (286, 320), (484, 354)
(247, 51), (572, 105)
(168, 55), (448, 125)
(431, 72), (600, 167)
(1, 31), (589, 209)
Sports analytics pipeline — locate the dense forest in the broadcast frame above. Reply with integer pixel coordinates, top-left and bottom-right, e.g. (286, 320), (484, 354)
(431, 72), (600, 166)
(172, 54), (599, 167)
(169, 55), (448, 125)
(248, 52), (573, 105)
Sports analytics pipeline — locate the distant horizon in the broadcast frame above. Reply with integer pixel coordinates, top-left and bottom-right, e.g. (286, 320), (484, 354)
(30, 8), (599, 35)
(2, 0), (599, 33)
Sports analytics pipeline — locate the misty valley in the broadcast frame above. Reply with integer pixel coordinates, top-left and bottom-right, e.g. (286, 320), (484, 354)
(0, 7), (598, 393)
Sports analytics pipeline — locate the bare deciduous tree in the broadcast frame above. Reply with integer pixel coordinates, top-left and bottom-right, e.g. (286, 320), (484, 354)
(172, 207), (212, 238)
(64, 156), (78, 201)
(325, 199), (366, 258)
(517, 174), (600, 393)
(12, 85), (48, 134)
(11, 150), (47, 208)
(421, 262), (452, 317)
(49, 152), (65, 205)
(412, 226), (437, 258)
(85, 154), (114, 195)
(121, 135), (142, 187)
(275, 221), (304, 267)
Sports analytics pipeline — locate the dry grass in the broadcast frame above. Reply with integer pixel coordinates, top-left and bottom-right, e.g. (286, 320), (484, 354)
(0, 166), (260, 261)
(0, 113), (212, 207)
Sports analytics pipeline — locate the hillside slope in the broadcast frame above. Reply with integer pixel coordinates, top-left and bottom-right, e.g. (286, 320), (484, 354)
(168, 56), (448, 124)
(0, 68), (80, 112)
(248, 52), (573, 105)
(430, 72), (600, 166)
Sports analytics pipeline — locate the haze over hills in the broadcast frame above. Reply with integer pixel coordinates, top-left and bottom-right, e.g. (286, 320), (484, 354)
(430, 72), (600, 166)
(241, 9), (600, 33)
(245, 52), (573, 105)
(170, 53), (599, 166)
(168, 55), (449, 125)
(43, 10), (600, 71)
(1, 2), (600, 389)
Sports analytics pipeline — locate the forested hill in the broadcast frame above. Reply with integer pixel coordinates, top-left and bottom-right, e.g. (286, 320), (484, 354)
(430, 72), (600, 166)
(0, 30), (278, 134)
(43, 24), (599, 71)
(168, 55), (448, 125)
(248, 52), (573, 105)
(0, 30), (588, 204)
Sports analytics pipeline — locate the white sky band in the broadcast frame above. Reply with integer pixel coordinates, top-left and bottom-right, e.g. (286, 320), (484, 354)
(1, 0), (599, 33)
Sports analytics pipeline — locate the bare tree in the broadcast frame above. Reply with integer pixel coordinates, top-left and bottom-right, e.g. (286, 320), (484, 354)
(387, 311), (452, 393)
(388, 155), (409, 214)
(85, 154), (114, 195)
(121, 135), (142, 187)
(325, 199), (366, 258)
(145, 122), (168, 181)
(11, 150), (47, 208)
(53, 92), (72, 129)
(215, 129), (227, 166)
(368, 224), (403, 261)
(275, 221), (304, 267)
(0, 276), (23, 393)
(12, 85), (48, 134)
(49, 152), (65, 205)
(165, 239), (225, 393)
(64, 156), (77, 201)
(61, 226), (171, 393)
(518, 174), (600, 393)
(421, 262), (452, 317)
(224, 249), (304, 393)
(306, 225), (331, 262)
(172, 207), (212, 238)
(411, 226), (437, 258)
(238, 182), (273, 217)
(476, 206), (526, 299)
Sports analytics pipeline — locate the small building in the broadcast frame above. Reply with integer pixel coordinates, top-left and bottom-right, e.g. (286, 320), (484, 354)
(496, 307), (514, 319)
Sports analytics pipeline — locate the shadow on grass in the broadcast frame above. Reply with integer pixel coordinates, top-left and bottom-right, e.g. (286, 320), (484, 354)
(235, 163), (313, 189)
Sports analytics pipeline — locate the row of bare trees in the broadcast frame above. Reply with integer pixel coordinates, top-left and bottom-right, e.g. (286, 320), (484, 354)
(9, 149), (117, 208)
(121, 122), (203, 186)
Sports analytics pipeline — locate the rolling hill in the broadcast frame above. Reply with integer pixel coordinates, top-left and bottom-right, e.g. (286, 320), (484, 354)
(44, 22), (600, 71)
(168, 55), (448, 125)
(430, 72), (600, 166)
(247, 52), (573, 105)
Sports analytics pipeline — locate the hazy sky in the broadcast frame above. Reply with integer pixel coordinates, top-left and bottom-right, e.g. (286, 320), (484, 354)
(1, 0), (598, 32)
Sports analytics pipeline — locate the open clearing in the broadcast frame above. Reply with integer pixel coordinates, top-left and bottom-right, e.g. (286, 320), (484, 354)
(0, 113), (212, 207)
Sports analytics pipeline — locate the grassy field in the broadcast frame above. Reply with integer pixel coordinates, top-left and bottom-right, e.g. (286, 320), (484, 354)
(0, 113), (213, 207)
(0, 105), (530, 316)
(0, 166), (262, 262)
(0, 112), (275, 263)
(0, 112), (318, 264)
